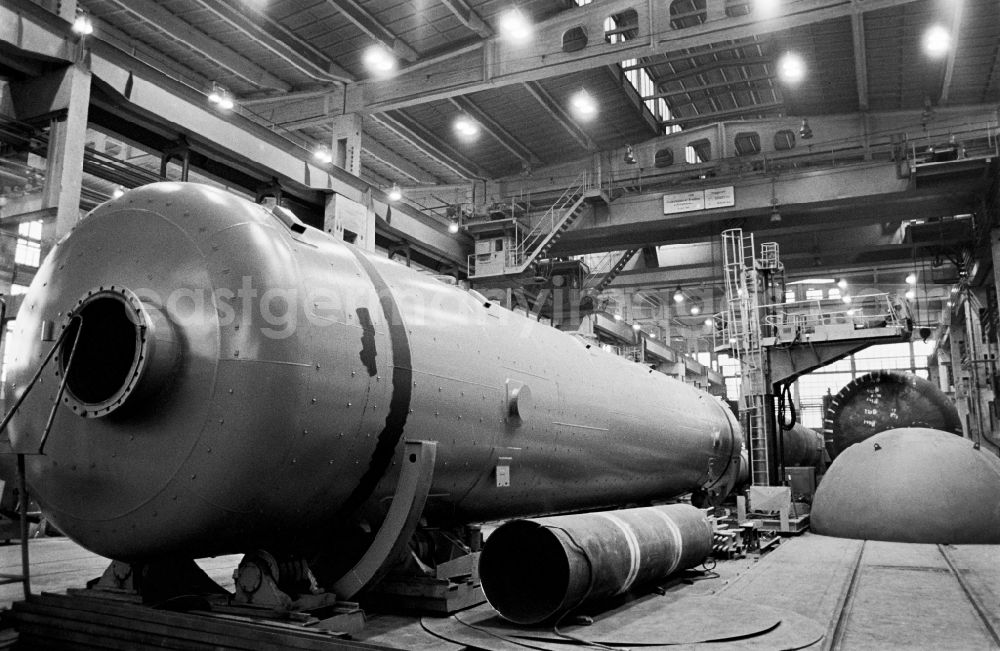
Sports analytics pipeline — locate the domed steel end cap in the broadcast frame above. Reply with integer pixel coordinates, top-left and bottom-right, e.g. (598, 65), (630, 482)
(811, 427), (1000, 544)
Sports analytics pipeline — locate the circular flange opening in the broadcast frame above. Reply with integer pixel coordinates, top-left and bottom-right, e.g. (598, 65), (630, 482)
(59, 288), (149, 418)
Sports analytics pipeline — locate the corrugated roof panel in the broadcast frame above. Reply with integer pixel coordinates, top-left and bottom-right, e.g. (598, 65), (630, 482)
(362, 118), (468, 185)
(395, 101), (523, 177)
(942, 0), (1000, 105)
(464, 85), (586, 164)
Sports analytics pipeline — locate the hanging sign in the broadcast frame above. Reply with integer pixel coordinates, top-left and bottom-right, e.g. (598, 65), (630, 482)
(662, 191), (705, 214)
(663, 186), (735, 214)
(704, 186), (735, 209)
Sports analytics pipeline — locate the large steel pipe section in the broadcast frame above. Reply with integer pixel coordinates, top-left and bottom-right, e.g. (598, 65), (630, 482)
(781, 423), (825, 468)
(6, 183), (741, 563)
(479, 504), (712, 624)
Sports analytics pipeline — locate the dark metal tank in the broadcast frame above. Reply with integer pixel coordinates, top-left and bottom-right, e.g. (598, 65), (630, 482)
(824, 370), (961, 457)
(5, 183), (742, 562)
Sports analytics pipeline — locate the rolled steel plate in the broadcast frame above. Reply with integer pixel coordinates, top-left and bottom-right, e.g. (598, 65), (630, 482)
(421, 594), (824, 650)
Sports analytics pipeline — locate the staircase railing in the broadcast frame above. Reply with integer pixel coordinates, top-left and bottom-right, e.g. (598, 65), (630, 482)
(512, 171), (590, 268)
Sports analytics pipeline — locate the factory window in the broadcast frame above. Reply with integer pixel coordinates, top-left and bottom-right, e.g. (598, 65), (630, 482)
(725, 0), (751, 17)
(774, 130), (796, 151)
(654, 148), (674, 167)
(669, 0), (707, 29)
(604, 10), (638, 43)
(10, 284), (29, 295)
(734, 132), (761, 156)
(804, 287), (823, 300)
(828, 288), (841, 299)
(784, 289), (796, 303)
(687, 139), (711, 162)
(15, 221), (42, 268)
(562, 27), (588, 52)
(0, 322), (14, 398)
(795, 341), (933, 427)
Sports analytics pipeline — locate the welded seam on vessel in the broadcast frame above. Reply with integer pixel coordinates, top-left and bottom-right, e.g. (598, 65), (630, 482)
(337, 249), (413, 519)
(596, 513), (641, 593)
(648, 507), (684, 574)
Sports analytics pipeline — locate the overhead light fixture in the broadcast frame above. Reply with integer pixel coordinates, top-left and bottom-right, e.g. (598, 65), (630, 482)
(836, 278), (848, 290)
(946, 299), (953, 308)
(846, 308), (856, 316)
(777, 52), (806, 84)
(842, 295), (852, 304)
(799, 118), (813, 139)
(704, 317), (714, 328)
(453, 114), (481, 140)
(569, 89), (598, 121)
(906, 272), (917, 285)
(770, 206), (782, 223)
(498, 8), (533, 44)
(208, 82), (234, 110)
(72, 10), (94, 36)
(950, 286), (959, 294)
(448, 219), (460, 234)
(689, 303), (701, 316)
(624, 145), (637, 165)
(922, 24), (951, 58)
(905, 288), (916, 300)
(111, 186), (125, 199)
(363, 46), (396, 75)
(672, 286), (685, 304)
(613, 313), (622, 321)
(632, 323), (641, 331)
(387, 183), (402, 202)
(753, 0), (780, 19)
(313, 146), (333, 164)
(649, 332), (657, 339)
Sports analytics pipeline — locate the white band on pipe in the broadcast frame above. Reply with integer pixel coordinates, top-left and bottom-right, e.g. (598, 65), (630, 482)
(648, 507), (684, 575)
(597, 512), (642, 594)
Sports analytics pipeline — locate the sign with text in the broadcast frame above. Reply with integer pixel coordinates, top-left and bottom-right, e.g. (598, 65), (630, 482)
(663, 186), (735, 214)
(662, 191), (705, 214)
(704, 186), (735, 209)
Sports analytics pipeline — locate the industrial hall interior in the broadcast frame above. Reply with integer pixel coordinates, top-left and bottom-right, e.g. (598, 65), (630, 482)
(0, 0), (999, 648)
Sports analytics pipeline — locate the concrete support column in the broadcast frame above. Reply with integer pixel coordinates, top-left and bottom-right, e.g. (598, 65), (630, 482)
(324, 191), (375, 252)
(330, 114), (362, 177)
(34, 65), (91, 239)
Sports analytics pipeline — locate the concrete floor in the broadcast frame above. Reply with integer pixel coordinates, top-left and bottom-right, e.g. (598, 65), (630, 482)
(0, 534), (997, 649)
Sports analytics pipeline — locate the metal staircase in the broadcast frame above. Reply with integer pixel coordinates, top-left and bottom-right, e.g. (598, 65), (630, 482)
(722, 228), (771, 486)
(587, 248), (639, 294)
(509, 173), (590, 274)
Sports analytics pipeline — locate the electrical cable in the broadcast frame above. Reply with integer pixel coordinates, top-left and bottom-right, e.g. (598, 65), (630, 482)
(777, 381), (797, 430)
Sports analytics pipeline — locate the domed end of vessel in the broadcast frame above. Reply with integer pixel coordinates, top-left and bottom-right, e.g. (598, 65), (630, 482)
(811, 427), (1000, 543)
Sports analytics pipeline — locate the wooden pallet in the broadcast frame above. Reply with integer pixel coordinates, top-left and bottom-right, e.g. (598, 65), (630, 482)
(3, 592), (396, 650)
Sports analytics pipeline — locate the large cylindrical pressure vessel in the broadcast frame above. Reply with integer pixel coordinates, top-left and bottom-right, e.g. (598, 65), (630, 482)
(5, 183), (741, 563)
(780, 423), (825, 467)
(824, 371), (961, 457)
(479, 504), (712, 624)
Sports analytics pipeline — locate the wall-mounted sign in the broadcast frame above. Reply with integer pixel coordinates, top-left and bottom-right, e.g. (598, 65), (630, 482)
(663, 186), (735, 214)
(662, 191), (705, 214)
(704, 186), (735, 209)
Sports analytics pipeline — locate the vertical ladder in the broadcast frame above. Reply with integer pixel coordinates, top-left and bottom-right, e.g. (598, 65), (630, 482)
(722, 228), (771, 486)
